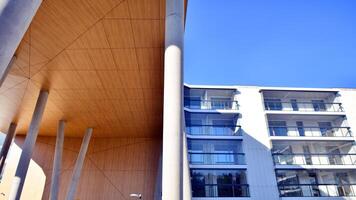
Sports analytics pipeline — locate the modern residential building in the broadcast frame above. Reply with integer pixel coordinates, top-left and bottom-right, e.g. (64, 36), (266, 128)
(0, 0), (355, 200)
(184, 84), (356, 200)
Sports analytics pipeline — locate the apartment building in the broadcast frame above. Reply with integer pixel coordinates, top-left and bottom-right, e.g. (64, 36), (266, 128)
(184, 84), (356, 200)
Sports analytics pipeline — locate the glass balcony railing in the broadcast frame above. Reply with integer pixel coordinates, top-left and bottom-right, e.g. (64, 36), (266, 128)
(269, 126), (352, 137)
(186, 125), (242, 136)
(189, 153), (246, 165)
(264, 101), (343, 112)
(273, 153), (356, 165)
(184, 99), (239, 110)
(192, 183), (250, 197)
(279, 184), (356, 197)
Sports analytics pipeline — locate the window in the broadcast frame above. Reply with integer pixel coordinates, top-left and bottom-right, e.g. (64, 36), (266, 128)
(296, 121), (305, 136)
(211, 97), (232, 109)
(291, 99), (299, 111)
(269, 121), (287, 136)
(191, 169), (249, 197)
(265, 99), (282, 110)
(312, 100), (326, 111)
(184, 96), (201, 109)
(318, 122), (333, 136)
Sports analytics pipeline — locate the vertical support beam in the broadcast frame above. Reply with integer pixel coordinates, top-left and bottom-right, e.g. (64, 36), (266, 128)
(49, 120), (65, 200)
(162, 0), (184, 199)
(0, 0), (42, 85)
(65, 128), (93, 200)
(0, 123), (17, 177)
(8, 90), (49, 200)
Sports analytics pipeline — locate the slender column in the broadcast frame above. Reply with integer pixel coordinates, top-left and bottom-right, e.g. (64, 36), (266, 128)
(0, 0), (42, 85)
(162, 0), (184, 199)
(49, 120), (65, 200)
(8, 90), (49, 200)
(65, 128), (93, 200)
(0, 123), (17, 177)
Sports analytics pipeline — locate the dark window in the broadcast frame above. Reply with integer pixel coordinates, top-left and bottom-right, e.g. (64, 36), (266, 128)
(296, 121), (305, 136)
(190, 169), (249, 197)
(312, 100), (326, 111)
(184, 96), (201, 109)
(269, 121), (287, 136)
(265, 99), (282, 110)
(318, 122), (333, 136)
(291, 99), (299, 111)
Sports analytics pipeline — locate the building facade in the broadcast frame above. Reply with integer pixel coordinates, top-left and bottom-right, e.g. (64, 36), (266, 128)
(184, 84), (356, 200)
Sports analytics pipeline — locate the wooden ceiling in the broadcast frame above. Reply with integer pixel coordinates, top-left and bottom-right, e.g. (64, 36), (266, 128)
(0, 0), (166, 137)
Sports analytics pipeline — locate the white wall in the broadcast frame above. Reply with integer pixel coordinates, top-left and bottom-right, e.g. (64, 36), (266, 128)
(238, 87), (280, 200)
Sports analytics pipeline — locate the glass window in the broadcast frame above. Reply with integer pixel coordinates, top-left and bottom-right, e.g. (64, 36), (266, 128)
(265, 98), (282, 110)
(312, 100), (326, 111)
(184, 96), (201, 109)
(211, 97), (232, 109)
(190, 169), (249, 197)
(291, 99), (299, 111)
(296, 121), (305, 136)
(269, 121), (287, 136)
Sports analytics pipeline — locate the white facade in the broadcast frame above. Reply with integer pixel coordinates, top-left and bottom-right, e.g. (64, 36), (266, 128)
(184, 84), (356, 200)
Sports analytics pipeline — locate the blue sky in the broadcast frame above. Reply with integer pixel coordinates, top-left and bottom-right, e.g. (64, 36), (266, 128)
(184, 0), (356, 88)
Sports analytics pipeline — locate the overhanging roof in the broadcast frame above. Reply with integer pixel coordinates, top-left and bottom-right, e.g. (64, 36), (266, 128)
(0, 0), (169, 137)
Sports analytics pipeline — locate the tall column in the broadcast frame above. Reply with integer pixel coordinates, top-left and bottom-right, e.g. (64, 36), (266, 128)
(162, 0), (184, 199)
(65, 128), (93, 200)
(0, 123), (17, 177)
(49, 120), (65, 200)
(0, 0), (42, 85)
(8, 90), (49, 200)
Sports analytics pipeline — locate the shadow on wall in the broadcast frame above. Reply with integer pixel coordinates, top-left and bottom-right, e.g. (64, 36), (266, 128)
(1, 136), (161, 200)
(0, 141), (46, 200)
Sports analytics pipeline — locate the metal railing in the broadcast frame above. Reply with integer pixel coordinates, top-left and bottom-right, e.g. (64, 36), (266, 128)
(186, 125), (242, 136)
(273, 153), (356, 165)
(279, 184), (356, 197)
(269, 126), (352, 137)
(189, 152), (246, 165)
(192, 183), (250, 197)
(184, 99), (239, 110)
(264, 100), (343, 112)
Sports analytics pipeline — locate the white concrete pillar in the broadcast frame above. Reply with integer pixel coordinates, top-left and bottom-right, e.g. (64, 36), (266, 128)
(8, 90), (49, 200)
(49, 120), (65, 200)
(0, 0), (42, 85)
(162, 0), (184, 199)
(0, 123), (17, 177)
(65, 128), (93, 200)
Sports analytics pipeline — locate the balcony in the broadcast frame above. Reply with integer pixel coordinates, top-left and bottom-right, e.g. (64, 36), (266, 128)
(273, 153), (356, 166)
(184, 99), (239, 111)
(279, 184), (356, 197)
(269, 126), (352, 137)
(192, 183), (250, 197)
(186, 124), (241, 136)
(264, 100), (343, 112)
(189, 153), (246, 165)
(191, 169), (249, 198)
